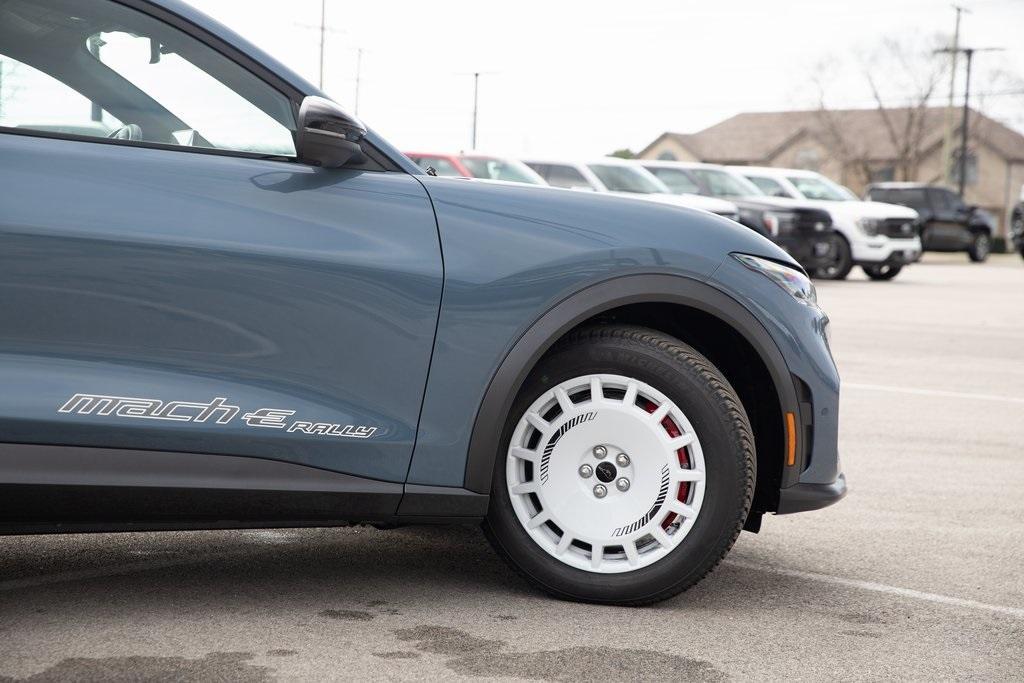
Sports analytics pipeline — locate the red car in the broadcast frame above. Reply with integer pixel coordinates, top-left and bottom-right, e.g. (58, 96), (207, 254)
(405, 152), (546, 185)
(405, 152), (471, 177)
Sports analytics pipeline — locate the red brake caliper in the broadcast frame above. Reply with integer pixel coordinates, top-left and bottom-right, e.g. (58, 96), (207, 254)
(640, 399), (690, 530)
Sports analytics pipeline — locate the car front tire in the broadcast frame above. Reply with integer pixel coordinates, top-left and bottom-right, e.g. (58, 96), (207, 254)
(816, 234), (853, 280)
(968, 231), (991, 262)
(862, 263), (903, 281)
(482, 325), (755, 605)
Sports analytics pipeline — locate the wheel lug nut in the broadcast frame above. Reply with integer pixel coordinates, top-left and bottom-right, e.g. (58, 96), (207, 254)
(593, 445), (607, 459)
(593, 484), (607, 498)
(616, 477), (630, 492)
(616, 453), (630, 467)
(578, 464), (593, 478)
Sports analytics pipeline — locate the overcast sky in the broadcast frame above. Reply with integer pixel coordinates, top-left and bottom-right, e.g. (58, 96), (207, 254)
(186, 0), (1023, 157)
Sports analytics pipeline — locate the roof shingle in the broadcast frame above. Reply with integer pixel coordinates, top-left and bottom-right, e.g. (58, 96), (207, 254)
(645, 107), (1024, 163)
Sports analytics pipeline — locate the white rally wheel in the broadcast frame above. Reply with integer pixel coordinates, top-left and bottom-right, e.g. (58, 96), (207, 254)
(505, 373), (707, 574)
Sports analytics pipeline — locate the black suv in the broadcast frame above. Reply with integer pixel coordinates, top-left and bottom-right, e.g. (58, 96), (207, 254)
(640, 162), (836, 275)
(1012, 192), (1023, 259)
(866, 183), (993, 262)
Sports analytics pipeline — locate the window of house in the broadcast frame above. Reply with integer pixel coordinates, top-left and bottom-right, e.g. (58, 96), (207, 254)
(794, 147), (821, 172)
(657, 151), (678, 161)
(869, 166), (896, 183)
(949, 150), (978, 187)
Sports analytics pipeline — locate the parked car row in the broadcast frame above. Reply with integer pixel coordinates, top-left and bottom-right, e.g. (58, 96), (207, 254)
(411, 149), (1024, 274)
(408, 151), (940, 281)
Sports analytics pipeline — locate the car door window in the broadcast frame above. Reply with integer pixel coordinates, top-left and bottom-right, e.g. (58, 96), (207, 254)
(0, 54), (123, 136)
(0, 0), (296, 156)
(746, 175), (791, 198)
(648, 167), (702, 195)
(891, 189), (929, 211)
(545, 164), (593, 189)
(930, 189), (956, 214)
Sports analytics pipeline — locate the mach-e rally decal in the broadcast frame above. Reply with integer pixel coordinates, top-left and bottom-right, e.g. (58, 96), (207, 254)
(57, 394), (378, 439)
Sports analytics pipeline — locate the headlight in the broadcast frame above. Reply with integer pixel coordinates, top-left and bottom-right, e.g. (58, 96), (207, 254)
(856, 217), (882, 236)
(733, 253), (818, 307)
(762, 212), (780, 238)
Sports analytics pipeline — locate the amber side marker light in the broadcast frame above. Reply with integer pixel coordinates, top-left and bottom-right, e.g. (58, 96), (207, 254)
(785, 412), (797, 467)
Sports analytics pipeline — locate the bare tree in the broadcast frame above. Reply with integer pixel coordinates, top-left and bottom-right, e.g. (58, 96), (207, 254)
(811, 34), (949, 183)
(810, 58), (874, 184)
(862, 36), (946, 180)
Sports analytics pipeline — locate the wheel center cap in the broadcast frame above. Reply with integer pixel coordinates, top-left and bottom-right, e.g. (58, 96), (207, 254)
(595, 461), (617, 483)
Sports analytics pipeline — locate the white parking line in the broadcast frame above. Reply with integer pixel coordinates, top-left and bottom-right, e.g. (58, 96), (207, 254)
(844, 382), (1024, 405)
(726, 560), (1024, 619)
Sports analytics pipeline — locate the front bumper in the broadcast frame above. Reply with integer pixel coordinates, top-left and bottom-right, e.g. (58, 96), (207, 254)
(777, 473), (847, 514)
(851, 236), (921, 265)
(711, 256), (842, 513)
(777, 234), (834, 271)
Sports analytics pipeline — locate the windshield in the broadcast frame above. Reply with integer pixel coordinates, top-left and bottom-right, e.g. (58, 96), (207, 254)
(788, 175), (851, 201)
(745, 175), (791, 198)
(647, 167), (701, 195)
(690, 169), (762, 198)
(588, 164), (667, 193)
(461, 157), (545, 184)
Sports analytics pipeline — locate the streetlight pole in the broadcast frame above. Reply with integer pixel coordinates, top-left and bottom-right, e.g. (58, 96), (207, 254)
(458, 71), (496, 150)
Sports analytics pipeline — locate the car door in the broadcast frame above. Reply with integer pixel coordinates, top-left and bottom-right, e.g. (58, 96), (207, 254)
(0, 0), (442, 487)
(926, 188), (971, 250)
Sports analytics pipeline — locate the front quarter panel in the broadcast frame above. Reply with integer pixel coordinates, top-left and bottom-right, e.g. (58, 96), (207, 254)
(407, 179), (791, 486)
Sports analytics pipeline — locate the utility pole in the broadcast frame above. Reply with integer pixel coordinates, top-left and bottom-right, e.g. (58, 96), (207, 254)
(935, 46), (1004, 198)
(940, 5), (968, 183)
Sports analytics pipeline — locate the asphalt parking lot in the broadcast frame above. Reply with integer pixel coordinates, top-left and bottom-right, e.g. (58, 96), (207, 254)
(1, 253), (1022, 681)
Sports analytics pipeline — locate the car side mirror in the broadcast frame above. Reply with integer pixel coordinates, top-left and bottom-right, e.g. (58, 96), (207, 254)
(295, 96), (366, 168)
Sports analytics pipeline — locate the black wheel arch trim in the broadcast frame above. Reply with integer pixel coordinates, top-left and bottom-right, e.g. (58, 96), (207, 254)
(462, 272), (802, 495)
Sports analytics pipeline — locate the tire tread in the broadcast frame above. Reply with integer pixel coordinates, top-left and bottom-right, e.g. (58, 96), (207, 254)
(484, 324), (755, 606)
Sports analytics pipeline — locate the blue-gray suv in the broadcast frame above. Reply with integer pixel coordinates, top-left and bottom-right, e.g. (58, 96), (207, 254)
(0, 0), (845, 605)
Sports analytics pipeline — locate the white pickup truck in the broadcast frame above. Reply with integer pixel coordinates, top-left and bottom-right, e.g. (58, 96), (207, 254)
(734, 166), (921, 280)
